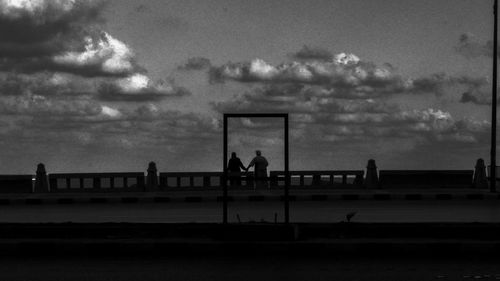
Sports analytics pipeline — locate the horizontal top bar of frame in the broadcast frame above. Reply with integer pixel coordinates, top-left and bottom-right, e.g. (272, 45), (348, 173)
(223, 113), (288, 118)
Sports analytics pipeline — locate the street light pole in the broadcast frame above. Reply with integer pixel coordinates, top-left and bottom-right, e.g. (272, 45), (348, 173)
(491, 0), (498, 192)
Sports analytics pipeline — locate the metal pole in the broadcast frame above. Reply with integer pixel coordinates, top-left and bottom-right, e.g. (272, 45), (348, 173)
(284, 115), (290, 224)
(491, 0), (498, 192)
(223, 115), (228, 223)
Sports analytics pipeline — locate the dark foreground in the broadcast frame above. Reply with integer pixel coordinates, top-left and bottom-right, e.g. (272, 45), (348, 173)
(1, 255), (500, 281)
(1, 223), (500, 280)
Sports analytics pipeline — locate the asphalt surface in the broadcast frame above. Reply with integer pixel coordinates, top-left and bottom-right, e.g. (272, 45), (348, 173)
(1, 200), (499, 223)
(1, 256), (499, 281)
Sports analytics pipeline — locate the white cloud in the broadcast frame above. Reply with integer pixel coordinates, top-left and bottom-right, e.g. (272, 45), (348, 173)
(100, 105), (121, 118)
(0, 0), (77, 18)
(334, 53), (360, 65)
(53, 32), (135, 75)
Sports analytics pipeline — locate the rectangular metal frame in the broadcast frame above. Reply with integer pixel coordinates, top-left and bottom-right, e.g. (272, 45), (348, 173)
(223, 113), (290, 224)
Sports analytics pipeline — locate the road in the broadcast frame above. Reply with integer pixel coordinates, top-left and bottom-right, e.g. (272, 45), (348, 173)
(0, 200), (499, 223)
(0, 256), (499, 281)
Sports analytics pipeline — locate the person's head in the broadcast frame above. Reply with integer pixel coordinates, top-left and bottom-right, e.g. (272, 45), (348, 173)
(231, 152), (236, 158)
(255, 150), (261, 156)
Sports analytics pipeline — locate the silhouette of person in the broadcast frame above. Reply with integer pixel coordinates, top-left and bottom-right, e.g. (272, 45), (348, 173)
(227, 152), (247, 186)
(247, 150), (269, 189)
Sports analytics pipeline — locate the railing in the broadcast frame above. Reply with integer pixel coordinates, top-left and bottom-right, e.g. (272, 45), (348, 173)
(269, 170), (364, 188)
(159, 172), (255, 188)
(0, 175), (33, 193)
(378, 170), (474, 188)
(159, 172), (222, 188)
(48, 173), (145, 192)
(0, 168), (486, 193)
(487, 166), (500, 180)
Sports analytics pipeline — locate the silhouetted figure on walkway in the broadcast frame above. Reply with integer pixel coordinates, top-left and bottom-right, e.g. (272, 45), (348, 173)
(227, 152), (247, 186)
(248, 150), (269, 189)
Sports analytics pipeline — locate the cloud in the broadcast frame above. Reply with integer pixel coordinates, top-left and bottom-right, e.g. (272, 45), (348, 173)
(0, 1), (192, 103)
(455, 33), (498, 59)
(0, 93), (101, 117)
(0, 0), (104, 58)
(289, 45), (333, 61)
(178, 57), (211, 71)
(209, 53), (412, 99)
(213, 82), (489, 148)
(52, 31), (139, 77)
(97, 74), (191, 102)
(134, 4), (149, 13)
(0, 0), (144, 77)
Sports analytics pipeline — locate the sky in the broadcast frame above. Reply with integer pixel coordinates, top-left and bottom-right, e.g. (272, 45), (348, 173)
(0, 0), (497, 174)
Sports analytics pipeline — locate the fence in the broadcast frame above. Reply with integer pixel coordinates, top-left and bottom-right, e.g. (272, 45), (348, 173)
(0, 175), (33, 193)
(48, 173), (145, 192)
(159, 172), (256, 188)
(0, 159), (491, 193)
(269, 170), (364, 188)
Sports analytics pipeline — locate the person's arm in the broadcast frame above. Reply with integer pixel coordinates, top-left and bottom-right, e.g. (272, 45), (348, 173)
(238, 159), (247, 171)
(263, 158), (269, 167)
(247, 158), (255, 170)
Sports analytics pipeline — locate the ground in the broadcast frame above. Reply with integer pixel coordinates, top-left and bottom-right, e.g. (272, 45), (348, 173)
(1, 255), (499, 281)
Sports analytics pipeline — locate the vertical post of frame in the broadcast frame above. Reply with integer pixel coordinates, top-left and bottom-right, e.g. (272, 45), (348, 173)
(223, 114), (228, 224)
(284, 114), (290, 224)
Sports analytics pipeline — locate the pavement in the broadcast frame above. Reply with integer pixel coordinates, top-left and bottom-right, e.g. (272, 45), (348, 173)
(0, 187), (498, 205)
(0, 222), (500, 257)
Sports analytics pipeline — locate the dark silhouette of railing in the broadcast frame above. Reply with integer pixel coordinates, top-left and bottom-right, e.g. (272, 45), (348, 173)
(0, 159), (494, 193)
(0, 175), (33, 193)
(378, 170), (474, 189)
(159, 172), (255, 188)
(269, 170), (364, 188)
(48, 173), (145, 192)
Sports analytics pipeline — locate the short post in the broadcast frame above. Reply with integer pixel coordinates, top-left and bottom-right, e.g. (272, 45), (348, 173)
(312, 174), (321, 186)
(146, 161), (158, 191)
(473, 158), (489, 189)
(365, 159), (379, 189)
(34, 163), (49, 193)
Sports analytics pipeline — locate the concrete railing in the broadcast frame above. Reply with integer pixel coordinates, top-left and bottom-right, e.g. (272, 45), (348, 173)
(0, 159), (491, 193)
(159, 172), (255, 188)
(48, 173), (145, 192)
(159, 172), (222, 188)
(378, 170), (474, 189)
(0, 175), (33, 193)
(269, 170), (364, 188)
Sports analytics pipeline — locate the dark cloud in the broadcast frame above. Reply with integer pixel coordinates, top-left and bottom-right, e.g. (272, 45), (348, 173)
(0, 1), (143, 77)
(289, 45), (333, 61)
(460, 91), (500, 106)
(134, 4), (150, 13)
(0, 0), (105, 45)
(455, 33), (498, 59)
(178, 57), (212, 71)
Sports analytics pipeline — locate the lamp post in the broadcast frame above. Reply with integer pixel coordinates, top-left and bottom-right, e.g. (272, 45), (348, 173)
(491, 0), (498, 192)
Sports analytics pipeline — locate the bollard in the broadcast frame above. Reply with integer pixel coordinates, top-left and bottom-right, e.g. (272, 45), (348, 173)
(34, 163), (49, 193)
(365, 159), (379, 189)
(473, 158), (488, 189)
(146, 161), (159, 191)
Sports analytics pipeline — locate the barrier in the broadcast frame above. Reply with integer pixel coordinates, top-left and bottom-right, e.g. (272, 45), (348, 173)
(269, 170), (364, 188)
(379, 170), (474, 188)
(159, 172), (256, 188)
(48, 173), (145, 192)
(0, 175), (33, 193)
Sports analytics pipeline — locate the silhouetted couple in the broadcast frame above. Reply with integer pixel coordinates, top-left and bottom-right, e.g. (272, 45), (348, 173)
(227, 150), (269, 189)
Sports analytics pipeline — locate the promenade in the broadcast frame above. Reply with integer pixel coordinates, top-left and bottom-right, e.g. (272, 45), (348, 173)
(0, 187), (498, 205)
